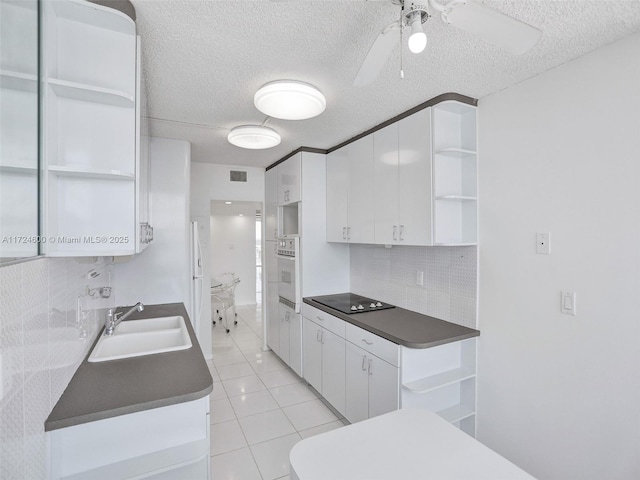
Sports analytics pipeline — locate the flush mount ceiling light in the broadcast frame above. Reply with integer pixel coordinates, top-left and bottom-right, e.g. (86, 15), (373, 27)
(225, 201), (232, 205)
(227, 125), (281, 150)
(254, 80), (326, 120)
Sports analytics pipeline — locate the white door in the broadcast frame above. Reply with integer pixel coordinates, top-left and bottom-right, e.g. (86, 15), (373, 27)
(347, 136), (375, 243)
(321, 328), (346, 416)
(345, 342), (369, 424)
(326, 148), (349, 243)
(398, 108), (433, 246)
(289, 311), (302, 377)
(303, 317), (322, 392)
(373, 123), (399, 245)
(278, 303), (290, 365)
(368, 355), (399, 419)
(265, 168), (278, 241)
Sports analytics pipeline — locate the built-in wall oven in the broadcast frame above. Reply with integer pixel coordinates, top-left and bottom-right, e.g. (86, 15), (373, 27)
(277, 236), (300, 313)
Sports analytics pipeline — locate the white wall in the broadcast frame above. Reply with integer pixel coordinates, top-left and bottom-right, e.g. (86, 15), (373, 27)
(477, 33), (640, 480)
(116, 138), (192, 316)
(210, 214), (257, 306)
(191, 163), (265, 357)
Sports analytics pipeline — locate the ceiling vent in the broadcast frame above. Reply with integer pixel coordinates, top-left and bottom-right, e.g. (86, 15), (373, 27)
(230, 170), (247, 182)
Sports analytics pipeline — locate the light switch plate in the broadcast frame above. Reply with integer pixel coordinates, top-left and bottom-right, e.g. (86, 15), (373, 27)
(561, 291), (576, 315)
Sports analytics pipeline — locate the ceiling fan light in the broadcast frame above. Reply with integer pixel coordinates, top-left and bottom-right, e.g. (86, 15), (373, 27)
(227, 125), (281, 150)
(408, 15), (427, 53)
(254, 80), (326, 120)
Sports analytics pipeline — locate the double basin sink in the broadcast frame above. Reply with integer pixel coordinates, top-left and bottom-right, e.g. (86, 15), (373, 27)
(88, 315), (192, 362)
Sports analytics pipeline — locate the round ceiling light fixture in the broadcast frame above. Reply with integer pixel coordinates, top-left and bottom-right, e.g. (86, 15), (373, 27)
(254, 80), (326, 120)
(227, 125), (281, 150)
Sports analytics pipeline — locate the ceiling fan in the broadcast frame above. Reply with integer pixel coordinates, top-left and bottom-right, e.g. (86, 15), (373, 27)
(353, 0), (543, 86)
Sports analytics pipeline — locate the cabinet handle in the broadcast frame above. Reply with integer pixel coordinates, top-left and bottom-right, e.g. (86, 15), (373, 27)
(392, 225), (397, 241)
(347, 226), (351, 240)
(361, 339), (373, 346)
(316, 330), (321, 342)
(342, 227), (346, 240)
(320, 330), (324, 344)
(361, 355), (367, 371)
(316, 316), (324, 322)
(400, 225), (405, 241)
(368, 358), (373, 376)
(274, 228), (278, 238)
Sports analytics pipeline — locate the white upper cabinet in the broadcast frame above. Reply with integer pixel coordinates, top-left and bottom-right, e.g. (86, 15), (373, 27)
(347, 136), (375, 244)
(278, 154), (301, 205)
(326, 137), (375, 244)
(326, 147), (349, 242)
(265, 167), (278, 241)
(374, 109), (432, 246)
(42, 0), (138, 256)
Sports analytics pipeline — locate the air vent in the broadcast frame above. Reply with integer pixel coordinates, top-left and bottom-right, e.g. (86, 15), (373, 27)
(230, 170), (247, 182)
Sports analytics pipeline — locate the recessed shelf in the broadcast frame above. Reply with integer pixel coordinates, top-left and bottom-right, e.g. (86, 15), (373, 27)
(51, 0), (135, 34)
(437, 404), (475, 424)
(434, 242), (478, 247)
(434, 148), (477, 159)
(0, 69), (38, 92)
(435, 195), (477, 201)
(402, 368), (476, 394)
(48, 78), (134, 107)
(48, 165), (135, 180)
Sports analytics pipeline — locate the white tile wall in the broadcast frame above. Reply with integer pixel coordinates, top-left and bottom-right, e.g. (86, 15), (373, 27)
(0, 256), (114, 479)
(350, 245), (477, 328)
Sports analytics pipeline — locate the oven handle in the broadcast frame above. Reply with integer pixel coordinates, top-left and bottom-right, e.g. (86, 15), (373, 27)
(276, 254), (295, 260)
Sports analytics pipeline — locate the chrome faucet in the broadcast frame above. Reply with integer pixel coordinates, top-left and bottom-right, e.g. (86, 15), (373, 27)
(104, 302), (144, 336)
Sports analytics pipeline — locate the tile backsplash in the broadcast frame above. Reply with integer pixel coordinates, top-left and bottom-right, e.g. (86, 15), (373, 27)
(350, 245), (477, 328)
(0, 257), (114, 479)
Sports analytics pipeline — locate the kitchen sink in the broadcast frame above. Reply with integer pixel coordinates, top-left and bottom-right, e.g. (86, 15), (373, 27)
(88, 316), (192, 362)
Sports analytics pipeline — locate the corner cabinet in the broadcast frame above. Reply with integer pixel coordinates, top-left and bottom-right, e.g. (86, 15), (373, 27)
(327, 99), (477, 246)
(42, 0), (140, 256)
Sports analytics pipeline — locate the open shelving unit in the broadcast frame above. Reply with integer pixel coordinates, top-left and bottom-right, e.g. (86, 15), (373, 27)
(42, 0), (137, 256)
(432, 101), (478, 246)
(401, 338), (477, 437)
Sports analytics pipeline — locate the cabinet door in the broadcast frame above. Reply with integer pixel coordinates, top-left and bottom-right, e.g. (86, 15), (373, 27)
(373, 123), (399, 245)
(289, 312), (302, 377)
(266, 287), (280, 354)
(303, 317), (322, 392)
(278, 154), (301, 205)
(348, 135), (375, 243)
(321, 328), (346, 416)
(278, 303), (290, 365)
(326, 148), (349, 243)
(345, 342), (369, 424)
(398, 108), (432, 246)
(265, 168), (278, 241)
(368, 355), (399, 419)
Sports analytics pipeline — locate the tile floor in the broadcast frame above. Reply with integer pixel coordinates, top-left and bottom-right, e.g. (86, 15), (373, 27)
(208, 304), (347, 480)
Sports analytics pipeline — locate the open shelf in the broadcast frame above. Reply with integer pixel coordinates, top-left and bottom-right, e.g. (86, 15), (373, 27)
(48, 165), (134, 180)
(435, 195), (477, 201)
(437, 404), (475, 424)
(0, 162), (38, 175)
(0, 69), (38, 92)
(403, 368), (475, 394)
(50, 0), (135, 34)
(434, 148), (477, 159)
(48, 78), (134, 107)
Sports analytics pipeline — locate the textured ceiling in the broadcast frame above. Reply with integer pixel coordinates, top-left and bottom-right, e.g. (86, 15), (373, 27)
(131, 0), (640, 167)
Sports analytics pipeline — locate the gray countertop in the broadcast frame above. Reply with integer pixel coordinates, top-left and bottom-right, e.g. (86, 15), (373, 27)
(303, 297), (479, 349)
(45, 303), (213, 431)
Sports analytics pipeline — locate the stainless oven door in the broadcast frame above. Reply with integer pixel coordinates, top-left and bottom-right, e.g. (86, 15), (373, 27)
(277, 255), (296, 305)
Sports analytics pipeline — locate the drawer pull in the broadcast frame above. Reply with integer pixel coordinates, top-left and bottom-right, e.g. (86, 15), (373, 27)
(316, 316), (324, 322)
(361, 355), (367, 371)
(361, 339), (373, 346)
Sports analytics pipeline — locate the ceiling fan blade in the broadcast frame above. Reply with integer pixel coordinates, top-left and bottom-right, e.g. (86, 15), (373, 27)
(446, 0), (542, 55)
(353, 22), (401, 87)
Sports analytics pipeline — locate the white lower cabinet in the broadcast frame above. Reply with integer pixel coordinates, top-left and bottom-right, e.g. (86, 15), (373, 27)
(345, 337), (399, 424)
(277, 300), (302, 377)
(302, 315), (346, 416)
(47, 396), (210, 480)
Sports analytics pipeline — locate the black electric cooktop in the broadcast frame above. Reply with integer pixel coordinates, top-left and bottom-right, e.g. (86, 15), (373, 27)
(311, 293), (396, 315)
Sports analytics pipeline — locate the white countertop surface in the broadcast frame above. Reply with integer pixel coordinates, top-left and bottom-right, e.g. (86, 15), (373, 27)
(289, 408), (536, 480)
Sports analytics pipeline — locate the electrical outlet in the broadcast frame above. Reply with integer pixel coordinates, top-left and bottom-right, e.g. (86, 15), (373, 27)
(536, 232), (551, 254)
(416, 271), (424, 286)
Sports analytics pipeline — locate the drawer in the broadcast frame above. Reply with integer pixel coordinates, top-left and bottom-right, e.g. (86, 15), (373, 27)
(302, 304), (345, 338)
(345, 322), (399, 367)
